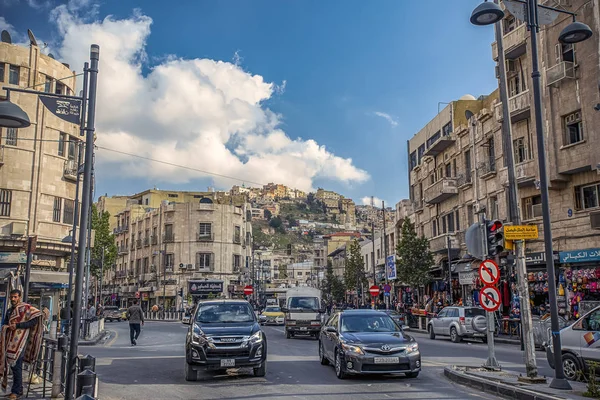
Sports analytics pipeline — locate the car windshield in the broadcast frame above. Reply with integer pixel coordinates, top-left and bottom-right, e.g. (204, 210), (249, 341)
(340, 314), (402, 333)
(465, 308), (486, 318)
(196, 303), (255, 323)
(265, 306), (281, 312)
(288, 297), (320, 310)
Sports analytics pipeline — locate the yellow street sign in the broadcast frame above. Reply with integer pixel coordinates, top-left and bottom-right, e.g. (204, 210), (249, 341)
(504, 225), (539, 240)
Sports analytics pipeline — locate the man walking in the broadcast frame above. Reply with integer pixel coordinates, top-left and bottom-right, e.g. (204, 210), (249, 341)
(0, 289), (44, 399)
(127, 299), (144, 346)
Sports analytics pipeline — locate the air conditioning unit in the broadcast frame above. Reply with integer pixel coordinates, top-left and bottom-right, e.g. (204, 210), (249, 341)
(532, 204), (543, 218)
(506, 60), (517, 74)
(591, 212), (600, 230)
(186, 263), (193, 270)
(10, 222), (26, 236)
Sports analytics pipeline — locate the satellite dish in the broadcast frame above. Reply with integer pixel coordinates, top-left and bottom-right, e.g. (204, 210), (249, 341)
(27, 29), (38, 46)
(1, 30), (11, 44)
(48, 53), (55, 59)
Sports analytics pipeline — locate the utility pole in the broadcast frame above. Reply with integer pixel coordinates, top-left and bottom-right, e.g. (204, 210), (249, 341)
(494, 3), (538, 380)
(99, 246), (105, 306)
(163, 240), (167, 309)
(370, 196), (376, 309)
(446, 235), (453, 305)
(382, 201), (389, 310)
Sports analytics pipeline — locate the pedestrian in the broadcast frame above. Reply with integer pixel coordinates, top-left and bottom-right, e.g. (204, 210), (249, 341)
(0, 289), (45, 400)
(59, 302), (72, 334)
(127, 299), (144, 346)
(87, 302), (96, 321)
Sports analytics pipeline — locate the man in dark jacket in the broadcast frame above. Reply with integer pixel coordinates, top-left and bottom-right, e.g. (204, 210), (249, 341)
(126, 299), (144, 346)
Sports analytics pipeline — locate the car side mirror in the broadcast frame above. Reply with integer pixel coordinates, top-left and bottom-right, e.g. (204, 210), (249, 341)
(281, 307), (289, 313)
(325, 326), (338, 334)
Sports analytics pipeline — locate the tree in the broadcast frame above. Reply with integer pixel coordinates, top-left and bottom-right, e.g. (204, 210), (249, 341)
(396, 219), (433, 288)
(330, 276), (346, 303)
(321, 259), (346, 303)
(307, 192), (315, 206)
(264, 209), (272, 221)
(321, 259), (335, 295)
(269, 216), (282, 229)
(278, 264), (288, 279)
(343, 239), (368, 290)
(90, 204), (118, 278)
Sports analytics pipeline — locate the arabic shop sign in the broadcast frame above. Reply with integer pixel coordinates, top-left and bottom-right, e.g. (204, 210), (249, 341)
(0, 252), (26, 264)
(559, 248), (600, 264)
(39, 95), (82, 125)
(188, 280), (224, 295)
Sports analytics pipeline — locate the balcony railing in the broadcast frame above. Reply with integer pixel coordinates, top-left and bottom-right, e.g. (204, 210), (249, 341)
(136, 239), (142, 249)
(456, 172), (472, 188)
(143, 237), (150, 246)
(412, 200), (424, 213)
(494, 90), (531, 122)
(478, 160), (497, 178)
(118, 246), (128, 255)
(151, 235), (158, 245)
(492, 23), (526, 60)
(546, 61), (575, 87)
(163, 233), (175, 243)
(63, 159), (78, 181)
(197, 232), (214, 242)
(429, 233), (460, 254)
(424, 178), (458, 204)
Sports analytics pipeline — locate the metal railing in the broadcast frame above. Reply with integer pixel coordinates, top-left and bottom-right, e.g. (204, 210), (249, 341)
(478, 160), (496, 176)
(456, 172), (472, 187)
(143, 310), (185, 321)
(197, 232), (214, 241)
(163, 233), (175, 243)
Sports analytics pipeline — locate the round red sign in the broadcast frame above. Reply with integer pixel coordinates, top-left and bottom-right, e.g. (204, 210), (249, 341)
(244, 285), (254, 295)
(369, 285), (380, 296)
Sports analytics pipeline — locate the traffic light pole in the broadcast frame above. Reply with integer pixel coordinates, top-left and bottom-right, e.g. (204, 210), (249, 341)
(481, 214), (500, 370)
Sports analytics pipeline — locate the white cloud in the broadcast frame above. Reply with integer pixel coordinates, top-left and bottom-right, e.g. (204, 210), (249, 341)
(361, 196), (386, 207)
(41, 3), (369, 192)
(373, 111), (398, 127)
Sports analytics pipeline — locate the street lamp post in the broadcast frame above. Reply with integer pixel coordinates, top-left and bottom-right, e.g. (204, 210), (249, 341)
(470, 0), (592, 390)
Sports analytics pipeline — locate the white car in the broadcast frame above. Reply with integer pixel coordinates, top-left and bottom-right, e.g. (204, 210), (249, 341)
(182, 314), (191, 324)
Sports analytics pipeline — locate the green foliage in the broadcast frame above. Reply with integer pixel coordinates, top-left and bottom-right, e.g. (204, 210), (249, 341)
(395, 219), (433, 288)
(343, 239), (367, 290)
(330, 276), (346, 302)
(321, 259), (346, 302)
(278, 264), (288, 279)
(90, 204), (118, 278)
(582, 361), (600, 398)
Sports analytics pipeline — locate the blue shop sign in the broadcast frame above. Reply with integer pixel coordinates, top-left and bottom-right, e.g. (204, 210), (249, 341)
(559, 248), (600, 264)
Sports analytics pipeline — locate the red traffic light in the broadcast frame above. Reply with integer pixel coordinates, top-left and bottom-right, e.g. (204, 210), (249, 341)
(488, 220), (503, 232)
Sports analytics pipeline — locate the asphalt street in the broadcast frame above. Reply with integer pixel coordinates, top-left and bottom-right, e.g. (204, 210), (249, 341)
(84, 321), (550, 400)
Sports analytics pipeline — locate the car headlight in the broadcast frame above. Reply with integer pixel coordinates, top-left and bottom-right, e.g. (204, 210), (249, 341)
(341, 343), (364, 355)
(249, 330), (263, 344)
(406, 342), (419, 354)
(192, 324), (214, 348)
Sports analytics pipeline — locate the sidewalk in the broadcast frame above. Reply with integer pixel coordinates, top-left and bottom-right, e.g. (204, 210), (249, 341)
(405, 326), (522, 346)
(445, 365), (591, 400)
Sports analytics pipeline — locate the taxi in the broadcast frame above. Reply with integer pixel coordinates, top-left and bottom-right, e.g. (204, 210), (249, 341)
(259, 305), (285, 325)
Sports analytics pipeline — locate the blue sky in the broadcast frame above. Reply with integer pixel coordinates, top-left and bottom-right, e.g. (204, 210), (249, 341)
(3, 0), (498, 206)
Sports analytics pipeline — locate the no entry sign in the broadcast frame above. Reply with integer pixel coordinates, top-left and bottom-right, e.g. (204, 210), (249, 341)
(478, 260), (500, 286)
(244, 285), (254, 295)
(480, 286), (501, 312)
(369, 285), (380, 296)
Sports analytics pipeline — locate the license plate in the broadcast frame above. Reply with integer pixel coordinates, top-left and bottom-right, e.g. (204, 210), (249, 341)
(300, 327), (307, 331)
(220, 359), (235, 367)
(374, 357), (400, 364)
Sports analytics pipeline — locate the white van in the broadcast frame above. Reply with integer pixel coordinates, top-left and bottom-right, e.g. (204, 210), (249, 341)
(546, 305), (600, 380)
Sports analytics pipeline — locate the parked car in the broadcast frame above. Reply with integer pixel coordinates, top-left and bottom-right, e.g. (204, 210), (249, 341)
(260, 306), (285, 325)
(103, 306), (122, 322)
(427, 306), (486, 343)
(119, 308), (128, 321)
(546, 305), (600, 380)
(184, 300), (267, 381)
(319, 309), (420, 379)
(383, 310), (405, 326)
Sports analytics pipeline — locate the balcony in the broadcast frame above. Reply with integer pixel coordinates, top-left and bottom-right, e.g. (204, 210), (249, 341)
(163, 233), (175, 243)
(63, 159), (78, 181)
(151, 235), (158, 245)
(136, 239), (142, 249)
(233, 235), (242, 244)
(424, 178), (457, 204)
(423, 135), (455, 157)
(195, 263), (214, 272)
(429, 233), (461, 254)
(118, 246), (128, 255)
(478, 160), (497, 179)
(197, 232), (214, 242)
(516, 161), (537, 187)
(412, 200), (424, 213)
(0, 146), (4, 166)
(456, 172), (472, 189)
(546, 61), (575, 87)
(492, 23), (527, 61)
(494, 90), (531, 123)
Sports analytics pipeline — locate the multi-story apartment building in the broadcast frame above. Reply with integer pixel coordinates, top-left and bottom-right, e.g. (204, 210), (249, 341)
(405, 0), (600, 290)
(315, 188), (342, 201)
(105, 190), (252, 308)
(263, 183), (287, 199)
(339, 198), (356, 226)
(0, 37), (80, 310)
(97, 195), (129, 231)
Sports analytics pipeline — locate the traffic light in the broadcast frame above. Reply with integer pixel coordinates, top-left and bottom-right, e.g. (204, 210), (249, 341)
(485, 219), (504, 257)
(287, 243), (292, 256)
(178, 288), (183, 297)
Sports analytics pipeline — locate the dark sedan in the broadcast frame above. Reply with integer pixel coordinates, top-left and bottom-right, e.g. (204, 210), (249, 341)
(318, 310), (421, 379)
(184, 300), (267, 381)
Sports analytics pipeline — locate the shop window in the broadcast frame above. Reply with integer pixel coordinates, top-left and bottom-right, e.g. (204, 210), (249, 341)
(574, 182), (600, 210)
(563, 111), (583, 146)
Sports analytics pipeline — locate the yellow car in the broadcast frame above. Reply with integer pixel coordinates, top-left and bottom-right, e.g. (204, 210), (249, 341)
(260, 306), (285, 325)
(119, 308), (128, 321)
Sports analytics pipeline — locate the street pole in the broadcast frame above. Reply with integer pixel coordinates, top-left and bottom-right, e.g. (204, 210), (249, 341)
(371, 219), (376, 309)
(163, 241), (167, 308)
(382, 201), (389, 310)
(100, 246), (105, 306)
(65, 45), (99, 400)
(481, 212), (500, 369)
(494, 4), (538, 380)
(83, 163), (93, 310)
(446, 235), (452, 305)
(23, 236), (33, 302)
(526, 0), (570, 389)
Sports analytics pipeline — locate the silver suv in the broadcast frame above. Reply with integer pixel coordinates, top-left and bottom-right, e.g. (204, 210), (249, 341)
(427, 306), (486, 343)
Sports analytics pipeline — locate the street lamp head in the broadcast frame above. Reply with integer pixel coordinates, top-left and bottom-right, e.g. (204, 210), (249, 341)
(470, 1), (505, 26)
(0, 99), (31, 128)
(559, 21), (593, 44)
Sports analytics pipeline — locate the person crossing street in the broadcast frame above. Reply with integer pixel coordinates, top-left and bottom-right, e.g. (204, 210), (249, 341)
(127, 299), (144, 346)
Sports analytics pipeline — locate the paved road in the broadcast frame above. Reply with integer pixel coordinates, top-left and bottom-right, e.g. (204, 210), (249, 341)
(84, 321), (548, 400)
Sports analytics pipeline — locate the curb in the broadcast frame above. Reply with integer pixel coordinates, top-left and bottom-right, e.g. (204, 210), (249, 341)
(144, 319), (182, 323)
(79, 330), (110, 346)
(444, 366), (565, 400)
(405, 328), (521, 346)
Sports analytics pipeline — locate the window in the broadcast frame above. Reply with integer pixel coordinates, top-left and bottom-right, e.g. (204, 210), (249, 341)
(455, 210), (460, 231)
(135, 259), (141, 275)
(446, 213), (455, 233)
(167, 193), (178, 198)
(63, 199), (74, 225)
(53, 197), (62, 222)
(44, 76), (52, 93)
(164, 253), (174, 267)
(445, 163), (452, 178)
(0, 63), (4, 82)
(0, 190), (12, 217)
(563, 111), (583, 145)
(410, 151), (417, 170)
(575, 183), (600, 210)
(297, 271), (303, 276)
(426, 131), (441, 148)
(376, 249), (380, 259)
(8, 65), (19, 85)
(233, 226), (241, 243)
(58, 132), (67, 157)
(143, 257), (149, 274)
(523, 195), (542, 220)
(513, 137), (529, 163)
(487, 138), (495, 170)
(68, 138), (76, 160)
(465, 150), (472, 178)
(164, 224), (173, 241)
(503, 14), (517, 34)
(5, 128), (17, 146)
(432, 219), (438, 237)
(196, 253), (212, 268)
(233, 254), (241, 272)
(417, 144), (425, 164)
(442, 121), (452, 136)
(467, 204), (474, 226)
(556, 43), (575, 64)
(55, 81), (64, 95)
(489, 196), (498, 220)
(198, 223), (211, 238)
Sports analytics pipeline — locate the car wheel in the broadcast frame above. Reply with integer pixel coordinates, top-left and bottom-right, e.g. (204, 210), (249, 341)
(428, 325), (435, 340)
(286, 330), (291, 339)
(450, 327), (462, 343)
(562, 353), (581, 381)
(185, 362), (198, 382)
(319, 341), (329, 365)
(334, 349), (346, 379)
(405, 371), (419, 378)
(253, 360), (267, 377)
(482, 336), (488, 344)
